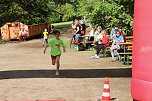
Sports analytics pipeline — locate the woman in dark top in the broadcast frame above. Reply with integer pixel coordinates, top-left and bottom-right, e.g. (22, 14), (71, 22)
(80, 20), (86, 35)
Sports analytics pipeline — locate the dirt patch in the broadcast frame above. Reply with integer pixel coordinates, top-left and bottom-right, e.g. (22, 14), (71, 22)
(17, 42), (43, 48)
(0, 37), (132, 101)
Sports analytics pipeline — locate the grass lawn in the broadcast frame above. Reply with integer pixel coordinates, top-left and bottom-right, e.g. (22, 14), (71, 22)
(52, 21), (72, 28)
(51, 21), (73, 35)
(51, 21), (90, 35)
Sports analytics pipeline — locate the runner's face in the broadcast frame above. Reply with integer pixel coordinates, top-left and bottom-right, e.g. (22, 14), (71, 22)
(55, 34), (60, 39)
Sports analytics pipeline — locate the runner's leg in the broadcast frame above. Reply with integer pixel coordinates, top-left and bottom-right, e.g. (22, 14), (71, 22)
(43, 38), (45, 46)
(56, 55), (60, 71)
(51, 56), (56, 65)
(55, 55), (60, 75)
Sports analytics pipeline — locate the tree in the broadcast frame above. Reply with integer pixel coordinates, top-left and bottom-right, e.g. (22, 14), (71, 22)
(0, 0), (54, 26)
(0, 0), (134, 35)
(76, 0), (133, 34)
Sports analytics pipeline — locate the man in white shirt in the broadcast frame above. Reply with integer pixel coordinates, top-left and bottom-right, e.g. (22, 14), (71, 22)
(19, 26), (27, 41)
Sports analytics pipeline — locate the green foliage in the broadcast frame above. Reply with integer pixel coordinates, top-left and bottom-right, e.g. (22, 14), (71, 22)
(62, 3), (75, 21)
(49, 13), (61, 23)
(77, 0), (95, 16)
(0, 0), (133, 35)
(53, 3), (75, 22)
(76, 0), (133, 35)
(0, 0), (53, 26)
(52, 21), (72, 28)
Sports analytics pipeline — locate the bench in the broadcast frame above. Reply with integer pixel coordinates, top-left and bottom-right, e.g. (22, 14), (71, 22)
(98, 46), (111, 57)
(125, 36), (133, 42)
(119, 52), (132, 65)
(126, 46), (132, 51)
(80, 41), (94, 49)
(80, 41), (94, 44)
(119, 52), (132, 55)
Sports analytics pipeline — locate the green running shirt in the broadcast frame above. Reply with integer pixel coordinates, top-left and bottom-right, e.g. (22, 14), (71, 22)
(48, 37), (64, 56)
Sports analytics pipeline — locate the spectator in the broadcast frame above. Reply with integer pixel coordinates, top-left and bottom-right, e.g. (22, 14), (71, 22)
(118, 28), (126, 42)
(86, 26), (96, 49)
(88, 26), (96, 41)
(110, 24), (120, 38)
(91, 30), (109, 59)
(50, 25), (55, 34)
(73, 19), (81, 44)
(110, 31), (124, 61)
(19, 26), (28, 41)
(80, 20), (86, 35)
(70, 20), (76, 48)
(94, 26), (103, 43)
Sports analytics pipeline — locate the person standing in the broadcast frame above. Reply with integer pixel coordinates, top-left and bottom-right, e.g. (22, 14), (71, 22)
(80, 20), (86, 35)
(73, 19), (82, 45)
(75, 19), (81, 39)
(70, 20), (76, 48)
(83, 16), (87, 26)
(88, 26), (96, 41)
(43, 30), (66, 76)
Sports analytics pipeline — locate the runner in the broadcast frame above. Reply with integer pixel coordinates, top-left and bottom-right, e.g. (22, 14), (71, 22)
(43, 30), (66, 76)
(42, 29), (49, 46)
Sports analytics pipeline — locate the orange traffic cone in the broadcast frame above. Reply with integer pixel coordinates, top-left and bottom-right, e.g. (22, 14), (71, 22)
(102, 77), (110, 101)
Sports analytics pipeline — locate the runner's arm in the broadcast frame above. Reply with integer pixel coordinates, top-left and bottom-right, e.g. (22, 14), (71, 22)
(63, 46), (66, 53)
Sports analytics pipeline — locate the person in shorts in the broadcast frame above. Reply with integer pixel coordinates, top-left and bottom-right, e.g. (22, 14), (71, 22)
(43, 30), (66, 76)
(42, 29), (49, 46)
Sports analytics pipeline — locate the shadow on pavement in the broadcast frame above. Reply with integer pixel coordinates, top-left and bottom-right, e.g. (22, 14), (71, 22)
(0, 68), (131, 80)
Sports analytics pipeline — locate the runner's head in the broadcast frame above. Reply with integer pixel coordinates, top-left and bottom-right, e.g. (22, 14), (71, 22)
(53, 30), (60, 39)
(44, 29), (47, 32)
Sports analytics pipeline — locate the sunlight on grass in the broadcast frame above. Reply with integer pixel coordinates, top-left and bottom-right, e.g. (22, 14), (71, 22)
(52, 21), (72, 28)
